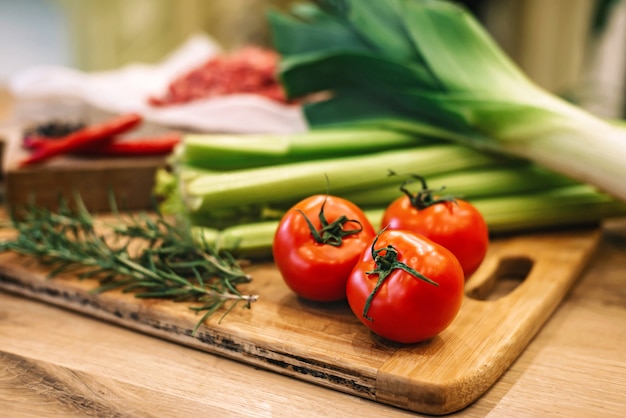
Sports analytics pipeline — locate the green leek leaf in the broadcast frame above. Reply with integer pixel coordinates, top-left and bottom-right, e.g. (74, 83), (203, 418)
(270, 0), (626, 202)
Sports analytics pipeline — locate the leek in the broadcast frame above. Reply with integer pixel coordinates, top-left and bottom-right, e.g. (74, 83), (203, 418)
(269, 0), (626, 202)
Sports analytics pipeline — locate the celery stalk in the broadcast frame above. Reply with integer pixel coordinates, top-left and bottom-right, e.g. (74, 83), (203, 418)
(191, 185), (626, 259)
(367, 185), (626, 233)
(473, 185), (626, 233)
(343, 164), (577, 208)
(180, 128), (425, 170)
(180, 144), (504, 214)
(192, 221), (279, 259)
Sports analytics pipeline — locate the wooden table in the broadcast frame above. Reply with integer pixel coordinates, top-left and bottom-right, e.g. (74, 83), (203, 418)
(1, 92), (626, 417)
(1, 219), (625, 417)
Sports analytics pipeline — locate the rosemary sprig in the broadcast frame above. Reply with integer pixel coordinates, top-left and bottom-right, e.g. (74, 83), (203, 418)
(0, 197), (258, 335)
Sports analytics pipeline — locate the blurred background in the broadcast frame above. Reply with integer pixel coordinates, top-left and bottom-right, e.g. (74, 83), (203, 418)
(1, 0), (626, 120)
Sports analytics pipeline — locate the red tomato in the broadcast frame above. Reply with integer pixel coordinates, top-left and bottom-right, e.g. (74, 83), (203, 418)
(273, 195), (376, 302)
(346, 229), (465, 344)
(382, 176), (489, 279)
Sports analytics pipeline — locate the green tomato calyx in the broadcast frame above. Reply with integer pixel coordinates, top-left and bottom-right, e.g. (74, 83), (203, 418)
(392, 171), (457, 210)
(298, 198), (364, 247)
(362, 227), (439, 321)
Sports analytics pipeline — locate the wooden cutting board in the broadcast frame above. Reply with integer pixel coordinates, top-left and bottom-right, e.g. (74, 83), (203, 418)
(4, 154), (166, 212)
(0, 225), (600, 415)
(1, 111), (170, 213)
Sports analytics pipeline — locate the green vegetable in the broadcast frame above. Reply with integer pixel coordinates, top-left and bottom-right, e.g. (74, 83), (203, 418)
(193, 220), (280, 259)
(189, 184), (626, 259)
(269, 0), (626, 203)
(181, 128), (425, 170)
(153, 0), (626, 259)
(173, 140), (506, 216)
(342, 165), (578, 208)
(156, 124), (626, 254)
(0, 197), (257, 333)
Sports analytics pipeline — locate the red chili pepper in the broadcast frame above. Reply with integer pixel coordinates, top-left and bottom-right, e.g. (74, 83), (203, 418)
(19, 113), (143, 167)
(22, 129), (180, 157)
(72, 133), (181, 156)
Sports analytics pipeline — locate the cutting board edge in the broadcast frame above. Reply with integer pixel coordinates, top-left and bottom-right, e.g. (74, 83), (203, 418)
(0, 269), (380, 401)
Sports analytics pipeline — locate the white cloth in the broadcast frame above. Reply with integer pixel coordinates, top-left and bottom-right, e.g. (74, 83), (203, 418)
(8, 34), (308, 134)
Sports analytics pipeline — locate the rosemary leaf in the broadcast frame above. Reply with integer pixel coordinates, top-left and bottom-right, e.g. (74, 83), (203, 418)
(0, 198), (258, 334)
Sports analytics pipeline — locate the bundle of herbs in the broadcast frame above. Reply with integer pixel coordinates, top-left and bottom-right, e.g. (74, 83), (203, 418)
(0, 198), (257, 333)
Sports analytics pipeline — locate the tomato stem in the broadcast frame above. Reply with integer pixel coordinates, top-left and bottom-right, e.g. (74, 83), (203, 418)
(362, 228), (439, 321)
(297, 198), (363, 247)
(392, 171), (457, 210)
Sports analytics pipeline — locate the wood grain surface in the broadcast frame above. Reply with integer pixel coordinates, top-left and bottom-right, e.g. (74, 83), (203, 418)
(0, 219), (604, 415)
(1, 219), (625, 417)
(4, 155), (166, 212)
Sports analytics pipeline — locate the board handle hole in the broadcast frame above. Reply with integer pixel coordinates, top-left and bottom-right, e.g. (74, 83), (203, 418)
(466, 256), (534, 301)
